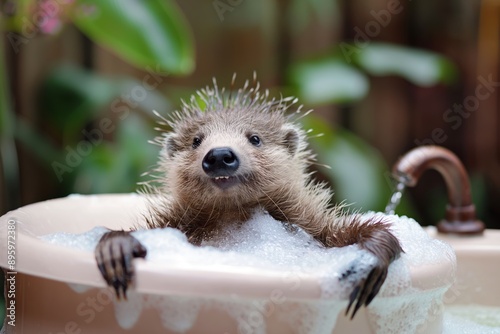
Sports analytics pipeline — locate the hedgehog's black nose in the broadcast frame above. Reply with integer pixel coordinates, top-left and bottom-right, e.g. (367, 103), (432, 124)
(202, 147), (239, 176)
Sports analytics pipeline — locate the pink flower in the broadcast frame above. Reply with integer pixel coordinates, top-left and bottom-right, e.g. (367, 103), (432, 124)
(37, 0), (67, 35)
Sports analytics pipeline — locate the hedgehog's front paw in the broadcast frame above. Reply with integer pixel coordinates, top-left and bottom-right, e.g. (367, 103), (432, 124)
(94, 230), (147, 300)
(341, 259), (388, 319)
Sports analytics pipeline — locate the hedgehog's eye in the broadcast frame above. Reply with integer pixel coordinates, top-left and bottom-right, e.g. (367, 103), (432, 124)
(192, 137), (202, 149)
(248, 135), (261, 147)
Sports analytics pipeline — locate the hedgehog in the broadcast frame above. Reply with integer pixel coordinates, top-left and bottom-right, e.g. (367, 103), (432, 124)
(95, 77), (402, 319)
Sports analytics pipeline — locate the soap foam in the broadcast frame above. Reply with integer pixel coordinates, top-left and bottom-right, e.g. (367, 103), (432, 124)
(41, 209), (456, 333)
(360, 212), (457, 334)
(150, 296), (201, 333)
(133, 210), (376, 281)
(40, 226), (108, 251)
(444, 304), (500, 333)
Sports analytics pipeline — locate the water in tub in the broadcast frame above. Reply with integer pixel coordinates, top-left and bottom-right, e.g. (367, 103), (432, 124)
(41, 205), (489, 334)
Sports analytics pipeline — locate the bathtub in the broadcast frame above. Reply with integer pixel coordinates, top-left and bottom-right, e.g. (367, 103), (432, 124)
(0, 194), (465, 333)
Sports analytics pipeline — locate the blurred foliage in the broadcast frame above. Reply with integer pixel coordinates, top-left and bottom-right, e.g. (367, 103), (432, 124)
(2, 1), (456, 214)
(289, 57), (370, 105)
(4, 0), (194, 73)
(354, 43), (457, 86)
(71, 0), (194, 74)
(31, 65), (166, 194)
(40, 65), (120, 136)
(0, 23), (20, 211)
(302, 115), (417, 216)
(288, 43), (455, 214)
(39, 64), (170, 137)
(2, 0), (188, 201)
(288, 0), (340, 34)
(289, 43), (456, 105)
(72, 114), (158, 194)
(302, 116), (390, 209)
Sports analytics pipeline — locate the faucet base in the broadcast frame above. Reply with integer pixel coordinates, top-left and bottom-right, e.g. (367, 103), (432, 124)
(437, 204), (485, 234)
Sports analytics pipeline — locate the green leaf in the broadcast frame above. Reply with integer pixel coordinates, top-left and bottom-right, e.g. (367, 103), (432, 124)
(116, 113), (159, 172)
(302, 114), (390, 211)
(71, 0), (194, 74)
(40, 65), (119, 136)
(73, 144), (125, 193)
(289, 58), (369, 105)
(2, 0), (37, 31)
(40, 65), (171, 138)
(14, 118), (60, 165)
(302, 114), (419, 217)
(354, 43), (456, 86)
(72, 115), (158, 194)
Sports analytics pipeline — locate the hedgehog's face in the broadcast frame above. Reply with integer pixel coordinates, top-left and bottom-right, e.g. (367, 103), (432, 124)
(161, 110), (303, 206)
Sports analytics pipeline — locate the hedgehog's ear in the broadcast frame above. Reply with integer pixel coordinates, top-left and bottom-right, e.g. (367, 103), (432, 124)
(163, 133), (181, 158)
(282, 126), (300, 156)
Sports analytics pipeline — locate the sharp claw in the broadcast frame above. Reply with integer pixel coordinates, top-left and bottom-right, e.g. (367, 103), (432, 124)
(113, 281), (121, 300)
(133, 242), (148, 258)
(351, 291), (365, 319)
(119, 243), (129, 279)
(343, 260), (392, 319)
(122, 284), (128, 300)
(366, 272), (384, 306)
(365, 290), (377, 306)
(97, 261), (106, 278)
(109, 241), (117, 269)
(95, 231), (145, 300)
(121, 245), (132, 275)
(346, 285), (360, 316)
(361, 269), (376, 301)
(97, 247), (105, 274)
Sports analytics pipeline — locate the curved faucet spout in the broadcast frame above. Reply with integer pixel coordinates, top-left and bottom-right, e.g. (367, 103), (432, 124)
(393, 146), (485, 235)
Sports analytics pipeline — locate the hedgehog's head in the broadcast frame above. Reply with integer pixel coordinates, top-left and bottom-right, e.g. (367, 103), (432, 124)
(157, 83), (312, 208)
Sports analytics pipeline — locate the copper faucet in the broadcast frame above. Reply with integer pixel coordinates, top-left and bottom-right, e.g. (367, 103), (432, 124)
(392, 146), (485, 235)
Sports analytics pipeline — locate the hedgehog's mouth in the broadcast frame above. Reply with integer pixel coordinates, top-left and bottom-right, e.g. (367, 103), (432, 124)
(210, 175), (240, 190)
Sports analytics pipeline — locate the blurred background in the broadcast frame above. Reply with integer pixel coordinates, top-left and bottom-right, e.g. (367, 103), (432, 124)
(1, 0), (499, 230)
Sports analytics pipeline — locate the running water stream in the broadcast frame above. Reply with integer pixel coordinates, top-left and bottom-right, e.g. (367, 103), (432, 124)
(385, 181), (406, 215)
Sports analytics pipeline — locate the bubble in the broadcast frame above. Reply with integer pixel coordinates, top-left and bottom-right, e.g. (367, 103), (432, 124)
(41, 210), (457, 333)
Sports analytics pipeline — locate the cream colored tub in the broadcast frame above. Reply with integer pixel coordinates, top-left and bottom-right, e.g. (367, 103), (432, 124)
(0, 194), (462, 334)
